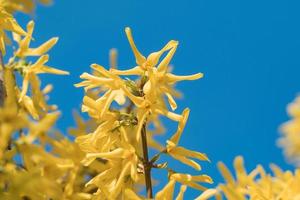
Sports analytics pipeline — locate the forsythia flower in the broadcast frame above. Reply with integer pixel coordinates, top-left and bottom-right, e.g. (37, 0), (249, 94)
(166, 108), (209, 171)
(278, 96), (300, 165)
(4, 0), (300, 199)
(75, 27), (211, 199)
(197, 156), (300, 200)
(12, 21), (69, 103)
(0, 5), (26, 54)
(18, 54), (69, 102)
(13, 20), (58, 58)
(0, 68), (27, 159)
(0, 0), (52, 14)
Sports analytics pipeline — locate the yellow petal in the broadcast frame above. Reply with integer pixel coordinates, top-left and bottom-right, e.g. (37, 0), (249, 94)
(147, 40), (178, 67)
(3, 67), (17, 109)
(171, 173), (212, 191)
(175, 185), (187, 200)
(26, 37), (58, 56)
(155, 107), (183, 122)
(168, 150), (201, 170)
(17, 20), (34, 56)
(30, 54), (49, 70)
(86, 148), (126, 160)
(166, 73), (204, 84)
(38, 65), (69, 75)
(171, 146), (209, 162)
(169, 108), (190, 144)
(19, 73), (30, 102)
(125, 27), (146, 66)
(114, 89), (126, 105)
(109, 48), (117, 69)
(165, 92), (177, 111)
(2, 17), (27, 36)
(217, 162), (235, 185)
(136, 109), (149, 141)
(22, 95), (39, 120)
(157, 40), (178, 73)
(111, 66), (144, 76)
(155, 179), (176, 200)
(110, 162), (131, 199)
(90, 63), (113, 78)
(0, 30), (5, 54)
(124, 189), (143, 200)
(195, 189), (219, 200)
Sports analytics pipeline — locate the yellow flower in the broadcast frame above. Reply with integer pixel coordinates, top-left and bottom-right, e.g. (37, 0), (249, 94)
(0, 6), (26, 54)
(7, 20), (69, 103)
(112, 27), (203, 111)
(19, 55), (69, 102)
(166, 109), (209, 170)
(68, 111), (97, 137)
(84, 142), (139, 199)
(156, 173), (212, 200)
(0, 67), (27, 159)
(278, 96), (300, 165)
(124, 188), (145, 200)
(200, 156), (300, 200)
(13, 21), (58, 58)
(171, 173), (213, 191)
(23, 111), (60, 143)
(75, 64), (126, 118)
(0, 0), (52, 14)
(0, 165), (62, 200)
(155, 179), (176, 200)
(155, 180), (188, 200)
(195, 189), (220, 200)
(75, 28), (208, 199)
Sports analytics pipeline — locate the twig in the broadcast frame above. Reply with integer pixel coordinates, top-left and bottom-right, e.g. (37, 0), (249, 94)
(0, 50), (5, 107)
(141, 122), (153, 198)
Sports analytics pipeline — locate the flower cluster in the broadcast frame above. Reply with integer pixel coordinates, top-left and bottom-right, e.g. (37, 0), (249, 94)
(3, 1), (300, 200)
(197, 156), (300, 200)
(75, 27), (211, 199)
(0, 0), (51, 14)
(0, 2), (96, 199)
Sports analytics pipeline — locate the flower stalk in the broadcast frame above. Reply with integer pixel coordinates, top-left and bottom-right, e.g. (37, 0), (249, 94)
(141, 122), (153, 198)
(0, 50), (5, 106)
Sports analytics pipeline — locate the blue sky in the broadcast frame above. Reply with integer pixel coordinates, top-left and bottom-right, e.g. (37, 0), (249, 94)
(15, 0), (300, 198)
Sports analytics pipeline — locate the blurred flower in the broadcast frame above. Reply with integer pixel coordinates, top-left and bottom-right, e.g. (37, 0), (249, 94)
(75, 27), (208, 199)
(0, 5), (26, 54)
(278, 96), (300, 165)
(197, 156), (300, 200)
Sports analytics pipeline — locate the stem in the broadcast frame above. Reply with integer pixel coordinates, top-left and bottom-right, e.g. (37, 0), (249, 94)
(0, 50), (4, 68)
(141, 122), (153, 198)
(0, 50), (5, 107)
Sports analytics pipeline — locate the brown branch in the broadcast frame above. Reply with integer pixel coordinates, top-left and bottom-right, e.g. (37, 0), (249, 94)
(0, 50), (6, 107)
(141, 122), (153, 198)
(0, 50), (4, 68)
(137, 75), (153, 198)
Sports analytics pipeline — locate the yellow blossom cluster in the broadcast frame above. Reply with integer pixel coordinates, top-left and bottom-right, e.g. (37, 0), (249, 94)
(0, 0), (213, 198)
(197, 156), (300, 200)
(0, 0), (51, 14)
(75, 27), (212, 199)
(0, 1), (99, 199)
(278, 96), (300, 165)
(2, 0), (300, 200)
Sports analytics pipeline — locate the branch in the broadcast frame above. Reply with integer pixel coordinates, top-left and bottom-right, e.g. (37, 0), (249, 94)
(141, 122), (153, 198)
(0, 50), (6, 107)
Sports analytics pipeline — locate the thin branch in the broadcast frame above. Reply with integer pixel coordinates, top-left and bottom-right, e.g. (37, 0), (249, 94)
(0, 50), (6, 107)
(141, 122), (153, 198)
(137, 75), (153, 198)
(0, 50), (4, 68)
